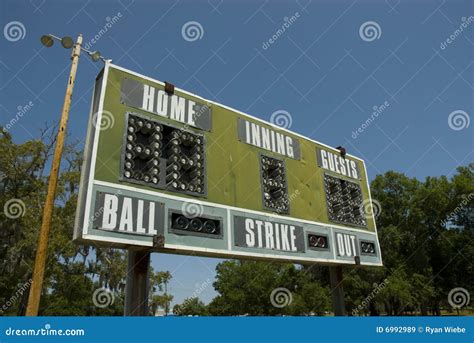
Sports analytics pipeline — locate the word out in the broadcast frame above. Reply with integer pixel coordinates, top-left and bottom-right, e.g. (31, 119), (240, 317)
(335, 232), (358, 257)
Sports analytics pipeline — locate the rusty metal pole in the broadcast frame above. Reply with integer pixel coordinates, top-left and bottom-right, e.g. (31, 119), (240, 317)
(329, 266), (346, 316)
(124, 250), (151, 316)
(26, 34), (82, 316)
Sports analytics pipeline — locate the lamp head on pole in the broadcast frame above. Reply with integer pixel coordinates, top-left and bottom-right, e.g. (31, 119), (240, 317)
(60, 36), (74, 49)
(40, 33), (109, 63)
(40, 35), (54, 47)
(90, 51), (101, 62)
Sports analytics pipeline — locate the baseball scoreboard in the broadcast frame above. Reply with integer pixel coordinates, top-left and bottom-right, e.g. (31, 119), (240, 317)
(74, 63), (382, 267)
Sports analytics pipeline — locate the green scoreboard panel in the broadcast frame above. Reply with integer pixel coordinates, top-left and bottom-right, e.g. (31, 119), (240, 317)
(74, 63), (382, 267)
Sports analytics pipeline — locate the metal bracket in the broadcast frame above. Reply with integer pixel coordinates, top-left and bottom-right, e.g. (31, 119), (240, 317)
(336, 146), (346, 158)
(354, 255), (361, 265)
(153, 234), (165, 248)
(164, 81), (175, 95)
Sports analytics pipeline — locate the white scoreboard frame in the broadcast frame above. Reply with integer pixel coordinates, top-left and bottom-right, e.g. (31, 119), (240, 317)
(74, 62), (383, 267)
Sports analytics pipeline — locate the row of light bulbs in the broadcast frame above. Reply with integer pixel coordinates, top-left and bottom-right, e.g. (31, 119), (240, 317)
(165, 129), (205, 194)
(308, 234), (328, 249)
(172, 215), (220, 235)
(324, 175), (366, 226)
(122, 115), (206, 196)
(360, 241), (376, 254)
(123, 116), (163, 184)
(261, 156), (289, 214)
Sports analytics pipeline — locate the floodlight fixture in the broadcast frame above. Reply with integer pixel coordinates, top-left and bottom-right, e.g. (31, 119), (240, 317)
(60, 36), (74, 49)
(40, 35), (54, 47)
(90, 51), (101, 62)
(40, 33), (109, 63)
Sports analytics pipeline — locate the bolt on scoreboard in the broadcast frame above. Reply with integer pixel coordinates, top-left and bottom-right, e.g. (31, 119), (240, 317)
(74, 63), (382, 267)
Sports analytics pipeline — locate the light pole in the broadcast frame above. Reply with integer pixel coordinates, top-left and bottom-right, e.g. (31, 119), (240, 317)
(26, 33), (107, 316)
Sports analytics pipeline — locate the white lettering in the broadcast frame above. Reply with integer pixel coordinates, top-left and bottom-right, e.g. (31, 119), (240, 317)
(264, 222), (274, 249)
(350, 235), (357, 256)
(148, 202), (157, 235)
(245, 120), (251, 144)
(275, 223), (281, 250)
(328, 153), (335, 172)
(187, 100), (196, 126)
(245, 219), (255, 247)
(334, 155), (340, 173)
(339, 157), (346, 175)
(350, 160), (358, 178)
(251, 123), (261, 147)
(170, 96), (186, 122)
(270, 130), (276, 152)
(136, 83), (206, 128)
(156, 90), (168, 116)
(276, 133), (286, 155)
(344, 234), (352, 256)
(321, 150), (328, 169)
(261, 127), (271, 150)
(239, 218), (301, 253)
(281, 225), (290, 251)
(142, 84), (155, 112)
(337, 233), (345, 256)
(255, 220), (264, 248)
(102, 194), (118, 230)
(319, 149), (359, 179)
(119, 197), (133, 232)
(290, 226), (297, 251)
(336, 233), (357, 257)
(136, 200), (146, 234)
(286, 136), (294, 158)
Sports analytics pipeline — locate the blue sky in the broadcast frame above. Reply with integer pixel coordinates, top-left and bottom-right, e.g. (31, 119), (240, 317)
(1, 0), (473, 307)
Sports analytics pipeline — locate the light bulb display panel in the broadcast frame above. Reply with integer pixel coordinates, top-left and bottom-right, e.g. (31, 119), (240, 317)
(74, 64), (382, 268)
(121, 113), (206, 197)
(169, 211), (222, 239)
(324, 174), (366, 227)
(260, 155), (289, 214)
(360, 240), (376, 255)
(307, 233), (329, 250)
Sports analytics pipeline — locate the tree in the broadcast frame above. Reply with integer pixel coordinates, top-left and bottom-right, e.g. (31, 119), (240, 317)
(377, 269), (413, 315)
(0, 128), (171, 316)
(173, 297), (208, 316)
(347, 166), (473, 316)
(2, 126), (471, 317)
(149, 269), (173, 316)
(208, 260), (330, 316)
(209, 260), (286, 316)
(288, 282), (330, 316)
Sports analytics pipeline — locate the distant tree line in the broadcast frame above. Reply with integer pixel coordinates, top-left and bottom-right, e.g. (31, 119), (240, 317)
(174, 165), (473, 316)
(1, 128), (472, 316)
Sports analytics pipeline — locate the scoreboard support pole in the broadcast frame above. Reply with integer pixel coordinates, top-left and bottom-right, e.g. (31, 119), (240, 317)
(329, 266), (346, 316)
(124, 250), (151, 316)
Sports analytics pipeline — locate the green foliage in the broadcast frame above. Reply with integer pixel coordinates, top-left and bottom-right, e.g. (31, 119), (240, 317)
(149, 269), (173, 315)
(288, 282), (330, 316)
(1, 128), (471, 316)
(210, 260), (287, 315)
(173, 297), (208, 316)
(0, 129), (171, 316)
(346, 166), (473, 316)
(207, 166), (473, 316)
(205, 260), (330, 316)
